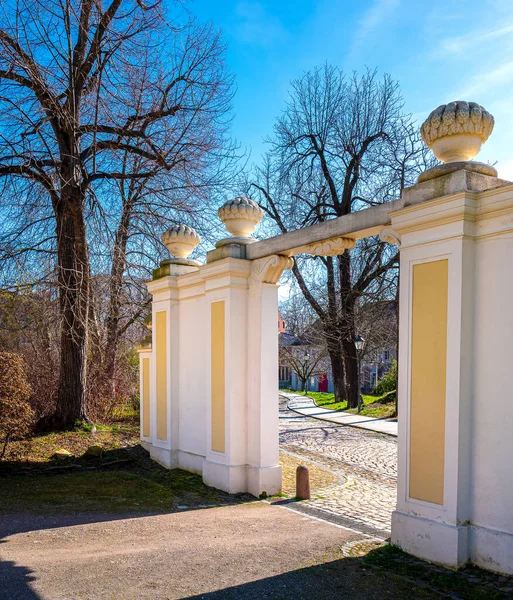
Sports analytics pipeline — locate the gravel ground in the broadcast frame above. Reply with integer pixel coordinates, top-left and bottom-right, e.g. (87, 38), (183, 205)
(0, 503), (443, 600)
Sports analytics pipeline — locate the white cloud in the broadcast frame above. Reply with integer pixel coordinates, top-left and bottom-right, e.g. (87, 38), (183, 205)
(234, 2), (288, 47)
(435, 22), (513, 57)
(349, 0), (400, 55)
(450, 60), (513, 100)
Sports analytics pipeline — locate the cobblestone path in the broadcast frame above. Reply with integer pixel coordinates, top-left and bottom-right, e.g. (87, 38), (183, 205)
(278, 395), (397, 538)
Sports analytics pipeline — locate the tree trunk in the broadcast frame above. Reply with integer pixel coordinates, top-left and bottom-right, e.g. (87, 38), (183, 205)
(326, 337), (346, 403)
(324, 256), (347, 403)
(103, 192), (134, 399)
(53, 183), (90, 428)
(103, 222), (129, 395)
(341, 298), (359, 409)
(338, 252), (359, 409)
(342, 336), (359, 409)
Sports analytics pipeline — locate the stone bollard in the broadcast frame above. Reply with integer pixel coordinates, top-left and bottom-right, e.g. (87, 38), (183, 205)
(296, 465), (311, 500)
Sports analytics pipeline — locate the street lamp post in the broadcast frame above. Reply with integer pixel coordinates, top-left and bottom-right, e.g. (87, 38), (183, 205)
(304, 351), (310, 393)
(354, 335), (365, 413)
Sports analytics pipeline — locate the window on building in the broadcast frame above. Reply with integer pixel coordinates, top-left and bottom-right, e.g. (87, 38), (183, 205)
(370, 372), (377, 388)
(279, 366), (291, 381)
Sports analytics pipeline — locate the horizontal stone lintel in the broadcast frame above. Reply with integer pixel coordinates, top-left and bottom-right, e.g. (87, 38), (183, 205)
(246, 168), (510, 261)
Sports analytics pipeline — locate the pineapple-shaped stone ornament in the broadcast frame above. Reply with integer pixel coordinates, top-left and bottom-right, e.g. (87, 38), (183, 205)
(418, 101), (497, 182)
(218, 196), (264, 240)
(161, 224), (201, 262)
(421, 101), (494, 163)
(153, 224), (202, 278)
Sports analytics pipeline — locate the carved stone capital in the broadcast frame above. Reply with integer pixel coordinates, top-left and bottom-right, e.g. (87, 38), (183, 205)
(249, 255), (294, 292)
(379, 227), (401, 246)
(301, 236), (356, 256)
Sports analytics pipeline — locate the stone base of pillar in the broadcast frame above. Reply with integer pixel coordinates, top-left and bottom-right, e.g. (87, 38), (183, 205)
(202, 460), (248, 494)
(391, 511), (469, 569)
(147, 445), (178, 470)
(471, 525), (513, 575)
(247, 465), (282, 498)
(141, 440), (152, 453)
(177, 450), (204, 475)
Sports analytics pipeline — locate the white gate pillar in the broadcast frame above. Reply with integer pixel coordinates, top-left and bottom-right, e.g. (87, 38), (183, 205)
(387, 101), (513, 574)
(141, 203), (291, 498)
(246, 256), (293, 497)
(200, 197), (292, 495)
(146, 247), (200, 469)
(201, 257), (252, 493)
(136, 333), (152, 450)
(386, 191), (476, 568)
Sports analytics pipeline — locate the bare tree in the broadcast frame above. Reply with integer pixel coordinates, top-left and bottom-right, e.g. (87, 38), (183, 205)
(280, 343), (327, 393)
(354, 300), (398, 364)
(249, 67), (432, 408)
(0, 0), (235, 427)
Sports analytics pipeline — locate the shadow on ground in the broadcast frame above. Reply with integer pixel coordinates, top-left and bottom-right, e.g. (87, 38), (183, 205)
(0, 560), (40, 600)
(183, 545), (513, 600)
(0, 444), (253, 600)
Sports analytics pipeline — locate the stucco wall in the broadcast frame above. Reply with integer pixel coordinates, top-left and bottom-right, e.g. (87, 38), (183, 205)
(178, 294), (207, 462)
(471, 234), (513, 571)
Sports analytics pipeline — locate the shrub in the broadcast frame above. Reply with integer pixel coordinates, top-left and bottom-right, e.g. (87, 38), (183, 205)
(377, 389), (396, 404)
(373, 360), (397, 397)
(0, 352), (35, 458)
(86, 347), (140, 423)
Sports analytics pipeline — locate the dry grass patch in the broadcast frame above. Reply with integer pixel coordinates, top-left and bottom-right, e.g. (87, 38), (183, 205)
(280, 451), (338, 496)
(2, 424), (139, 463)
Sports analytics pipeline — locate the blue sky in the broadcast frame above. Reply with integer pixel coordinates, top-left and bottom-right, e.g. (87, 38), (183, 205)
(192, 0), (513, 179)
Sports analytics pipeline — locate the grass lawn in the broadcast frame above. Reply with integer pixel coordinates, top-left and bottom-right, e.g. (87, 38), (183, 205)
(0, 470), (188, 513)
(363, 544), (513, 600)
(282, 390), (396, 419)
(0, 443), (250, 514)
(0, 403), (251, 512)
(0, 465), (249, 514)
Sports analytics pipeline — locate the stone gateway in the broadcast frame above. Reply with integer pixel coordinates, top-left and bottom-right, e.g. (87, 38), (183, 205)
(138, 102), (513, 575)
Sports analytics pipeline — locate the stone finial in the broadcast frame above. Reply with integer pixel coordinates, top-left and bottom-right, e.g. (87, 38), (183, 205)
(421, 101), (494, 163)
(161, 224), (200, 260)
(218, 196), (264, 238)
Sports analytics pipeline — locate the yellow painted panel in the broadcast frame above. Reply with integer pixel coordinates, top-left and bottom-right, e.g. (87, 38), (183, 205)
(156, 311), (167, 441)
(409, 259), (448, 504)
(211, 301), (226, 453)
(142, 358), (150, 438)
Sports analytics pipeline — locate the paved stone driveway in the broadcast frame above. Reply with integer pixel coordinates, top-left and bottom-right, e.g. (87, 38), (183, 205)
(278, 396), (397, 538)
